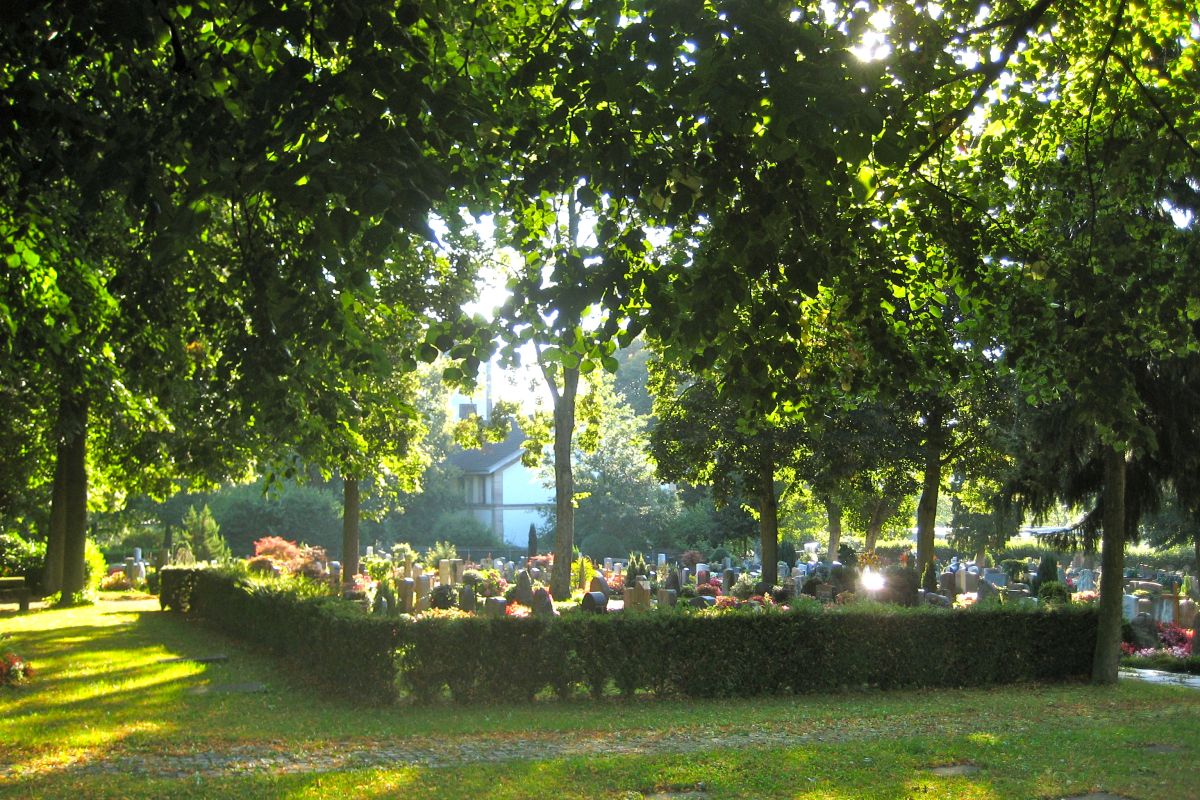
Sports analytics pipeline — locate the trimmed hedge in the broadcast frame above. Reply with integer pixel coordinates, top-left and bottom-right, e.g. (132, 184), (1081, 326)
(162, 568), (1099, 704)
(161, 567), (402, 701)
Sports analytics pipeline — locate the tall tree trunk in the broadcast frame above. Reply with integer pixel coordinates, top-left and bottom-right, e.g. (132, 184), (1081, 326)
(42, 441), (68, 596)
(57, 395), (89, 604)
(342, 476), (360, 588)
(825, 498), (842, 562)
(1092, 446), (1127, 685)
(549, 366), (579, 600)
(759, 465), (779, 587)
(915, 409), (944, 577)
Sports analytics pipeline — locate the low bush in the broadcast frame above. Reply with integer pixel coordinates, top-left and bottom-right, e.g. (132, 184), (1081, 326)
(161, 567), (400, 701)
(162, 569), (1099, 705)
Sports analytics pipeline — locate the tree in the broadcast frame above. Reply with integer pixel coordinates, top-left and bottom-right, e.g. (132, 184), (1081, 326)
(901, 1), (1200, 683)
(180, 505), (231, 564)
(649, 368), (806, 587)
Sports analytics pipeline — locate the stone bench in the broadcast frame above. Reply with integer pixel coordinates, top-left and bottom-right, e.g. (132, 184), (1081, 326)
(0, 576), (31, 612)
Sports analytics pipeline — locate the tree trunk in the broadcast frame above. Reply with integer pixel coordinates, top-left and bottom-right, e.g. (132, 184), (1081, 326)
(549, 366), (579, 600)
(975, 544), (987, 567)
(759, 465), (779, 588)
(42, 440), (68, 596)
(57, 395), (89, 603)
(342, 476), (360, 587)
(1092, 446), (1127, 685)
(864, 498), (896, 553)
(825, 498), (842, 563)
(915, 410), (944, 577)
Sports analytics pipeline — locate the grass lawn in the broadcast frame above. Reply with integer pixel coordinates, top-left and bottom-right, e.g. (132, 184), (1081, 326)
(1, 596), (1197, 799)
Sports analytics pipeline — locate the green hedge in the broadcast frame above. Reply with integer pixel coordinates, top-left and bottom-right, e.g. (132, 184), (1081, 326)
(161, 567), (402, 701)
(162, 569), (1099, 704)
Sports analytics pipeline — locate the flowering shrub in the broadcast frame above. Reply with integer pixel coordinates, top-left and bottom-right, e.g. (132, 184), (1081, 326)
(1071, 590), (1099, 604)
(1158, 623), (1193, 653)
(417, 607), (470, 620)
(528, 554), (553, 570)
(714, 595), (739, 609)
(100, 571), (134, 591)
(0, 652), (34, 686)
(696, 580), (722, 597)
(607, 573), (626, 593)
(953, 592), (979, 609)
(505, 603), (530, 618)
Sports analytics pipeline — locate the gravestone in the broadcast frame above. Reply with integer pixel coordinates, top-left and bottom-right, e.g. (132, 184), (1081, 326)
(665, 568), (681, 593)
(723, 557), (732, 570)
(399, 577), (416, 613)
(515, 570), (534, 605)
(982, 568), (1007, 588)
(1130, 613), (1159, 649)
(459, 585), (477, 613)
(329, 562), (342, 586)
(531, 588), (556, 617)
(624, 579), (652, 612)
(939, 572), (956, 597)
(696, 564), (709, 585)
(722, 569), (736, 593)
(415, 574), (432, 612)
(657, 553), (667, 569)
(530, 567), (544, 582)
(777, 561), (789, 580)
(1178, 598), (1196, 629)
(589, 574), (611, 597)
(439, 559), (452, 586)
(657, 588), (678, 607)
(962, 571), (980, 593)
(1122, 594), (1138, 621)
(978, 579), (999, 602)
(1077, 569), (1096, 591)
(603, 557), (613, 572)
(688, 595), (716, 609)
(815, 583), (834, 603)
(681, 567), (691, 587)
(581, 591), (608, 613)
(482, 597), (508, 618)
(451, 559), (465, 585)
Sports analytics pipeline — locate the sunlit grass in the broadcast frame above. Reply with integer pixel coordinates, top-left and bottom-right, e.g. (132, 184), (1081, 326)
(2, 598), (1198, 799)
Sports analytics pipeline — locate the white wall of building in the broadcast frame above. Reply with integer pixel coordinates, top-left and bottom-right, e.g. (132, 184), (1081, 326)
(502, 462), (553, 506)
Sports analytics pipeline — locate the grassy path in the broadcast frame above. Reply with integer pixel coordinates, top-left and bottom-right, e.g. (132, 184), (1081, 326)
(1, 597), (1197, 799)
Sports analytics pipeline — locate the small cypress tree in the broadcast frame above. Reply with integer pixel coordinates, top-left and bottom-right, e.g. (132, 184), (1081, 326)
(1034, 554), (1058, 594)
(527, 523), (538, 559)
(181, 505), (232, 563)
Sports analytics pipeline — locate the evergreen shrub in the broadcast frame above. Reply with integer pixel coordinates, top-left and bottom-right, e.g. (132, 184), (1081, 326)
(162, 569), (1098, 705)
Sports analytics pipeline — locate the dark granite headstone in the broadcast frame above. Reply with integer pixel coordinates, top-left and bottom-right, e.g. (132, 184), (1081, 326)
(688, 594), (716, 609)
(459, 585), (477, 613)
(515, 569), (534, 605)
(589, 574), (611, 596)
(581, 591), (609, 613)
(531, 587), (556, 617)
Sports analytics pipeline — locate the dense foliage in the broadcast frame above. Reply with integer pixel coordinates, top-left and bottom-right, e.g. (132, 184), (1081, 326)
(163, 568), (1097, 703)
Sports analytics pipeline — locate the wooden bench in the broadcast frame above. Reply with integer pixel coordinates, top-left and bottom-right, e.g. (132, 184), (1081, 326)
(0, 576), (31, 612)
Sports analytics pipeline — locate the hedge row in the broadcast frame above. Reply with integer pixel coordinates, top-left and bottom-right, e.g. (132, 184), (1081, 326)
(161, 568), (1099, 703)
(161, 567), (402, 701)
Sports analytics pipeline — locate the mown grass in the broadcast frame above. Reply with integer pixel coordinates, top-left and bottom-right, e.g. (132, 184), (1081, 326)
(1, 596), (1197, 799)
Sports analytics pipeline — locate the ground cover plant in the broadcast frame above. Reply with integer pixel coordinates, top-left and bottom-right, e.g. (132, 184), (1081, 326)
(1, 597), (1197, 799)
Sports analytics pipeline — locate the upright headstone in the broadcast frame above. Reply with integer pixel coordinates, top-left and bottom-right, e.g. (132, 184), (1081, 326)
(657, 553), (667, 570)
(1076, 568), (1095, 591)
(399, 577), (416, 613)
(624, 579), (652, 612)
(416, 574), (432, 611)
(1122, 593), (1138, 621)
(589, 574), (611, 597)
(1178, 598), (1197, 629)
(656, 587), (678, 607)
(451, 559), (465, 585)
(681, 567), (691, 587)
(439, 559), (452, 586)
(665, 568), (681, 593)
(696, 563), (709, 585)
(531, 587), (556, 617)
(515, 570), (534, 605)
(581, 591), (608, 613)
(603, 557), (613, 572)
(939, 571), (956, 597)
(530, 567), (544, 582)
(482, 597), (507, 618)
(723, 557), (733, 570)
(459, 585), (477, 613)
(722, 569), (736, 593)
(777, 561), (789, 580)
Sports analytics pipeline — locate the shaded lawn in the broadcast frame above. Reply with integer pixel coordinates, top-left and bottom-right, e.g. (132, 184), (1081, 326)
(1, 597), (1197, 799)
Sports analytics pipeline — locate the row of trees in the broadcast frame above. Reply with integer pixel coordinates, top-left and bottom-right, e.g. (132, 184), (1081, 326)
(3, 1), (1197, 684)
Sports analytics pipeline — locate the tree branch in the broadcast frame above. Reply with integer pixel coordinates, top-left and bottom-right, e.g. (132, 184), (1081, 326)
(908, 0), (1055, 175)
